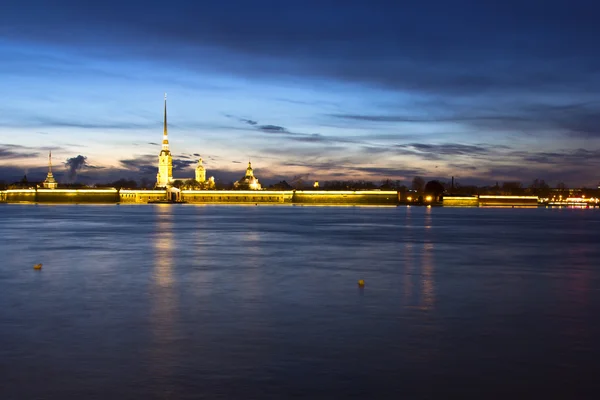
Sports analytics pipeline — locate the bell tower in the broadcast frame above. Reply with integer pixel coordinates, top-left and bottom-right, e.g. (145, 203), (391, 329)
(195, 157), (206, 183)
(156, 93), (173, 187)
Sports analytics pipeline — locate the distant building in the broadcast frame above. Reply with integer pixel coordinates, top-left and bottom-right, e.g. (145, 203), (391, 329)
(156, 94), (173, 188)
(234, 161), (261, 190)
(155, 94), (214, 189)
(43, 151), (58, 189)
(195, 158), (206, 183)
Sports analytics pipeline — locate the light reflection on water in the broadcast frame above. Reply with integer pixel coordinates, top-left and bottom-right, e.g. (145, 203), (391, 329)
(1, 205), (600, 399)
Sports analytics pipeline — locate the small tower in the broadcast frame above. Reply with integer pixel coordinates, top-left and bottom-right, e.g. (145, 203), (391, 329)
(245, 161), (254, 179)
(43, 151), (58, 189)
(156, 93), (173, 187)
(195, 157), (206, 183)
(234, 160), (261, 190)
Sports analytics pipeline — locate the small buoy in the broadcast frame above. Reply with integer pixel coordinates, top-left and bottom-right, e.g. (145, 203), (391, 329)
(33, 263), (43, 270)
(358, 279), (365, 287)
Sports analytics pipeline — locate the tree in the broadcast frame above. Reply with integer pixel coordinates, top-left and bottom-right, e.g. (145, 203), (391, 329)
(530, 178), (550, 197)
(380, 179), (395, 190)
(183, 179), (202, 190)
(412, 176), (425, 192)
(171, 180), (184, 189)
(269, 180), (293, 190)
(424, 180), (445, 199)
(111, 179), (137, 189)
(501, 181), (523, 195)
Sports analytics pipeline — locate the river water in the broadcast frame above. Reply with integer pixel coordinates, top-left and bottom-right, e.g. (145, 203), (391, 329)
(1, 204), (599, 399)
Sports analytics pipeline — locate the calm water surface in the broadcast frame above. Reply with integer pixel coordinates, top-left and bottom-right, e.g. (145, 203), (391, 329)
(1, 204), (600, 399)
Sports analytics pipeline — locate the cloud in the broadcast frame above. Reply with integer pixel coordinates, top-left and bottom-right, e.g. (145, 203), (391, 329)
(172, 159), (195, 172)
(0, 145), (40, 159)
(257, 124), (287, 133)
(119, 155), (157, 175)
(64, 155), (86, 179)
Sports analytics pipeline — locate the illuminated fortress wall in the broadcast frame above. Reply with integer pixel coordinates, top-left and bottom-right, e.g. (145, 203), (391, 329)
(2, 189), (37, 202)
(0, 190), (541, 207)
(120, 190), (168, 203)
(182, 190), (293, 204)
(292, 191), (399, 205)
(478, 196), (539, 207)
(442, 196), (480, 207)
(36, 189), (119, 203)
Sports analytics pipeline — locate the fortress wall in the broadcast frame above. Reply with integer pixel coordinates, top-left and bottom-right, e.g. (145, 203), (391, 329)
(36, 189), (119, 203)
(120, 190), (168, 203)
(478, 195), (539, 207)
(3, 189), (37, 203)
(292, 190), (399, 205)
(442, 196), (480, 207)
(0, 191), (6, 202)
(182, 190), (293, 204)
(1, 189), (120, 203)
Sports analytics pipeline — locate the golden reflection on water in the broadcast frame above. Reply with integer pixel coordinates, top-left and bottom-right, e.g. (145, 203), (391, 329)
(239, 230), (263, 302)
(404, 208), (435, 311)
(154, 205), (175, 287)
(404, 242), (413, 301)
(149, 205), (179, 389)
(421, 242), (435, 310)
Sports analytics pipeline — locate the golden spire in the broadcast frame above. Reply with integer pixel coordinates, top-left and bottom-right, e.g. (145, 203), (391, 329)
(162, 93), (169, 151)
(48, 151), (52, 173)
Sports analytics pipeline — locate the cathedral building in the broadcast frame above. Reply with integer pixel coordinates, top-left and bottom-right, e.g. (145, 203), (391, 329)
(43, 151), (58, 189)
(156, 94), (173, 187)
(155, 94), (215, 189)
(234, 161), (262, 190)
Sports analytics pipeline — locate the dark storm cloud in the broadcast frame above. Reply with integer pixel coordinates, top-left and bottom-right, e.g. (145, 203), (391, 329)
(0, 145), (40, 159)
(172, 159), (195, 172)
(515, 148), (600, 166)
(333, 100), (600, 139)
(120, 155), (156, 175)
(64, 155), (103, 179)
(119, 154), (195, 175)
(389, 143), (500, 161)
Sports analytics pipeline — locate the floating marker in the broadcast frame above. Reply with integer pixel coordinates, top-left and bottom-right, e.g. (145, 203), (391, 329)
(33, 263), (43, 270)
(358, 279), (365, 287)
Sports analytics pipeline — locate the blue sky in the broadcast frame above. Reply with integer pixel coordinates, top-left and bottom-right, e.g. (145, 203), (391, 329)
(1, 0), (600, 186)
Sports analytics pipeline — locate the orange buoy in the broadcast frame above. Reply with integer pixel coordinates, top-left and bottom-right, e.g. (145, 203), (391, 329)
(33, 263), (43, 270)
(358, 279), (365, 287)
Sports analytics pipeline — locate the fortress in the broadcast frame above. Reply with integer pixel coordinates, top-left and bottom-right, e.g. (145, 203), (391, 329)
(0, 96), (554, 207)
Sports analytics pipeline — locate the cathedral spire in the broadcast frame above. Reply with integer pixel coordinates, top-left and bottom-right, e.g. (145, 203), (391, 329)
(43, 150), (58, 189)
(162, 93), (169, 151)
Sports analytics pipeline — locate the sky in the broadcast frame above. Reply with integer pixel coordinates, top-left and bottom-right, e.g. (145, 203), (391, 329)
(1, 0), (600, 187)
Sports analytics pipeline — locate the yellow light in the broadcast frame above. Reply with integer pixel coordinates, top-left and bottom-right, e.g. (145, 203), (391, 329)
(407, 196), (412, 201)
(425, 196), (432, 202)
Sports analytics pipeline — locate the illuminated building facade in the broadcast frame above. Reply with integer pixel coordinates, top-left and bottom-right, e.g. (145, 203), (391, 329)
(234, 161), (261, 190)
(195, 158), (206, 183)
